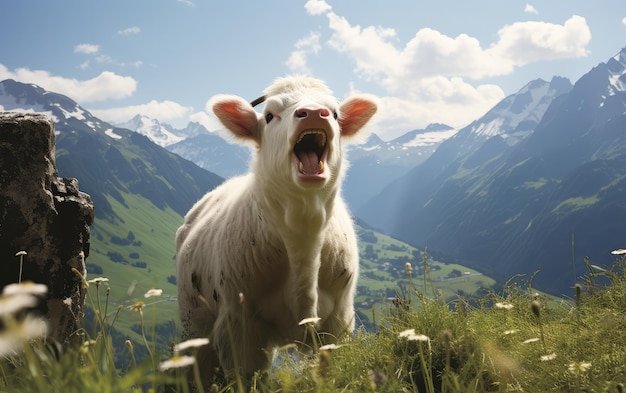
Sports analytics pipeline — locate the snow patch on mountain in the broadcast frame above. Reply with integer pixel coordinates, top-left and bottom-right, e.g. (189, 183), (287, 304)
(0, 86), (57, 121)
(49, 101), (87, 121)
(448, 77), (573, 154)
(115, 115), (185, 146)
(472, 118), (505, 138)
(115, 115), (211, 147)
(403, 128), (458, 147)
(608, 50), (626, 95)
(105, 128), (123, 139)
(347, 123), (455, 167)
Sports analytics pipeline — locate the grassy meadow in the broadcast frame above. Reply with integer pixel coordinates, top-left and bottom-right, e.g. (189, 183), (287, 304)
(1, 247), (626, 392)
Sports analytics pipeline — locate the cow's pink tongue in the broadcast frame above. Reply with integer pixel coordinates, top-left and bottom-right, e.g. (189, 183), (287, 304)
(299, 151), (322, 174)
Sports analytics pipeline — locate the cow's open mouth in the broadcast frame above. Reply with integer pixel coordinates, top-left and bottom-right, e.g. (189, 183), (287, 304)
(294, 129), (327, 176)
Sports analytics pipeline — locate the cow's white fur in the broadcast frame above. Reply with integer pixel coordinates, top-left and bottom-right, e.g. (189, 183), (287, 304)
(176, 76), (377, 378)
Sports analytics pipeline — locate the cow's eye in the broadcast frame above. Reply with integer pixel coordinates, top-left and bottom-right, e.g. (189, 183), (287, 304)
(265, 113), (274, 124)
(333, 112), (338, 120)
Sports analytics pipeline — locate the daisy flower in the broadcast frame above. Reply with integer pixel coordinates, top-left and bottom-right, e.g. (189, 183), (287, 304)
(159, 355), (195, 371)
(2, 281), (47, 296)
(144, 288), (163, 298)
(174, 338), (210, 353)
(298, 317), (321, 325)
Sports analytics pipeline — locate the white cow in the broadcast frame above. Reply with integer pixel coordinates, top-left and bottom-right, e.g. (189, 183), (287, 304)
(176, 76), (377, 379)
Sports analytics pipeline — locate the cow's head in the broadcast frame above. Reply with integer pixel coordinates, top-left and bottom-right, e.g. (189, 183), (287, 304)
(211, 76), (377, 190)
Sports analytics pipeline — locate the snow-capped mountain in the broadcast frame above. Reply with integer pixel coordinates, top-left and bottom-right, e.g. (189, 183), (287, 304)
(359, 76), (574, 233)
(343, 123), (456, 209)
(608, 49), (626, 95)
(347, 123), (456, 171)
(0, 79), (113, 136)
(115, 115), (252, 178)
(0, 77), (223, 220)
(115, 115), (206, 147)
(447, 76), (573, 158)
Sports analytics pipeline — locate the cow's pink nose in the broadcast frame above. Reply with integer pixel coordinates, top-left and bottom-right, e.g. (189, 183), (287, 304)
(295, 107), (330, 118)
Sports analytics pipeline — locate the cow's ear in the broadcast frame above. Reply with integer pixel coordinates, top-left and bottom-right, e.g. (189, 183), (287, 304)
(338, 95), (377, 138)
(212, 95), (261, 143)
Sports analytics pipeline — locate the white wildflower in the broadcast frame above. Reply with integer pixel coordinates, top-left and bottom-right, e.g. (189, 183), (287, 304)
(540, 353), (557, 361)
(0, 294), (38, 315)
(407, 334), (429, 342)
(159, 355), (196, 371)
(2, 281), (47, 297)
(398, 329), (416, 338)
(298, 317), (321, 325)
(174, 338), (210, 353)
(568, 361), (592, 373)
(319, 344), (343, 351)
(144, 288), (163, 298)
(495, 302), (514, 310)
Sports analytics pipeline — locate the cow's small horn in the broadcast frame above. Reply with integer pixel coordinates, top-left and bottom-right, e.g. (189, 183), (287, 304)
(250, 95), (266, 107)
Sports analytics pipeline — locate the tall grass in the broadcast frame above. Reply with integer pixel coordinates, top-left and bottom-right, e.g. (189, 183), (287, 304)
(2, 250), (626, 392)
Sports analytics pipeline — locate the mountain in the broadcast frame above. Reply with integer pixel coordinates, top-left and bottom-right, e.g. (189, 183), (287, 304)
(115, 114), (192, 147)
(359, 76), (572, 232)
(0, 79), (223, 354)
(166, 132), (252, 178)
(358, 47), (626, 295)
(448, 76), (573, 155)
(118, 114), (252, 179)
(344, 123), (456, 210)
(0, 79), (222, 220)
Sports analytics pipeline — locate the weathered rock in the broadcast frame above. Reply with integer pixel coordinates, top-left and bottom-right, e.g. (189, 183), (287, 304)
(0, 112), (94, 343)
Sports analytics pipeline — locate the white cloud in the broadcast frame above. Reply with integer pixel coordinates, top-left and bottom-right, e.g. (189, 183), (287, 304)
(286, 51), (309, 74)
(296, 32), (322, 54)
(622, 16), (626, 25)
(303, 9), (591, 138)
(490, 16), (591, 66)
(286, 32), (321, 74)
(325, 13), (590, 84)
(0, 64), (136, 102)
(524, 3), (538, 14)
(117, 26), (140, 36)
(90, 100), (193, 125)
(74, 44), (100, 54)
(305, 0), (331, 16)
(371, 80), (505, 140)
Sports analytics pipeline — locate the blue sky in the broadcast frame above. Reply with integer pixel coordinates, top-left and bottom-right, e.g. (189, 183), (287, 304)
(1, 0), (625, 140)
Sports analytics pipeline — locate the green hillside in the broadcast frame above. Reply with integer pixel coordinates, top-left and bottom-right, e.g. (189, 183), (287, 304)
(354, 227), (496, 329)
(84, 191), (183, 362)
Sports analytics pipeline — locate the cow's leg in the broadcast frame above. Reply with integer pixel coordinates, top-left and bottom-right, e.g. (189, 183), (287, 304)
(213, 308), (272, 378)
(194, 343), (221, 389)
(318, 287), (356, 343)
(284, 245), (322, 326)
